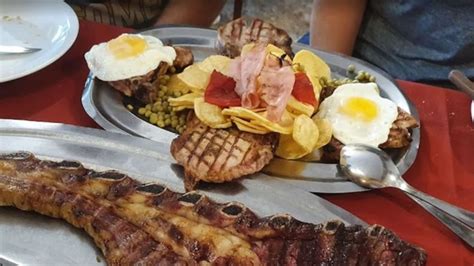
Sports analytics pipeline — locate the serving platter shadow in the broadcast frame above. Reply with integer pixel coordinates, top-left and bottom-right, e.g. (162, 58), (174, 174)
(81, 26), (420, 194)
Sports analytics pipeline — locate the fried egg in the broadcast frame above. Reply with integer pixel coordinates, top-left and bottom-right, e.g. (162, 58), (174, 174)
(85, 33), (176, 81)
(315, 83), (398, 146)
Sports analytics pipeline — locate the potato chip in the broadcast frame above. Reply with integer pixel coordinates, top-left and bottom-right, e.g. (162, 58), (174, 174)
(275, 134), (309, 160)
(166, 74), (196, 94)
(177, 64), (210, 91)
(300, 148), (323, 162)
(233, 120), (270, 134)
(194, 98), (231, 128)
(266, 44), (291, 63)
(231, 116), (271, 133)
(168, 92), (203, 107)
(293, 50), (331, 98)
(292, 115), (319, 153)
(198, 55), (232, 76)
(312, 117), (333, 149)
(222, 107), (292, 134)
(172, 105), (193, 112)
(286, 96), (315, 117)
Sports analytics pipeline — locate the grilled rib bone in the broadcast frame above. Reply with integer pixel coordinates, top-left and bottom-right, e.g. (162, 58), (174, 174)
(0, 152), (427, 265)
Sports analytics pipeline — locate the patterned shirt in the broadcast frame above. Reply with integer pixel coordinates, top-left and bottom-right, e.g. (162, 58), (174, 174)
(66, 0), (169, 29)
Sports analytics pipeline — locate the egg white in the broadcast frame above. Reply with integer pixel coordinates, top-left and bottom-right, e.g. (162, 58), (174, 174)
(315, 83), (398, 147)
(84, 34), (176, 81)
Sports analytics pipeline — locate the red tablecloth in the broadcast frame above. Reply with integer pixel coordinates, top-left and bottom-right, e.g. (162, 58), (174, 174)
(0, 20), (473, 265)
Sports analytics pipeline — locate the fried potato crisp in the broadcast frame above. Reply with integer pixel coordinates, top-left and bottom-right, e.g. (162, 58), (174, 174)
(194, 98), (231, 128)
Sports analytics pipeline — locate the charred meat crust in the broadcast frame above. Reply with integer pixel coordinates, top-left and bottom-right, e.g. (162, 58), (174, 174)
(217, 17), (293, 58)
(171, 113), (278, 191)
(0, 152), (427, 265)
(173, 46), (194, 72)
(108, 62), (168, 104)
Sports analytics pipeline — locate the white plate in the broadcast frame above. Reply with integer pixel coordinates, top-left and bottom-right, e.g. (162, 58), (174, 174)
(0, 0), (79, 83)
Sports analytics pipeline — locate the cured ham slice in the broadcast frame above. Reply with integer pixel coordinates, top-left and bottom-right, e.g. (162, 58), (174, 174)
(257, 56), (295, 122)
(229, 44), (267, 109)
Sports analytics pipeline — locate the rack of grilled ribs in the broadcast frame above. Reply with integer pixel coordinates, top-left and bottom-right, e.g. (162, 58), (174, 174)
(0, 152), (426, 265)
(171, 113), (279, 191)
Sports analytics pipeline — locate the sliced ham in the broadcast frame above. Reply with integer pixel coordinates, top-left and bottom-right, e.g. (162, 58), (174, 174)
(257, 56), (295, 122)
(228, 44), (267, 109)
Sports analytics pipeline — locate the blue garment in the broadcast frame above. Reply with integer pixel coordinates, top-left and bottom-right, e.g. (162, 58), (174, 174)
(300, 0), (474, 82)
(356, 0), (474, 81)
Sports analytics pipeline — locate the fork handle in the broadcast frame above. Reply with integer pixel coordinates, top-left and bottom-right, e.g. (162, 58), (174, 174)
(449, 70), (474, 99)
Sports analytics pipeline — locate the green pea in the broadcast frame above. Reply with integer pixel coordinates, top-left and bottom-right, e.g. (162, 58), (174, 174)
(149, 113), (158, 124)
(170, 66), (176, 73)
(138, 107), (146, 115)
(145, 110), (152, 117)
(173, 91), (182, 97)
(369, 76), (376, 82)
(145, 104), (152, 110)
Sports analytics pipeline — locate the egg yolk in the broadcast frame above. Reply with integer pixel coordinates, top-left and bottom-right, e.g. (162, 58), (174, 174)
(340, 97), (378, 122)
(107, 35), (148, 59)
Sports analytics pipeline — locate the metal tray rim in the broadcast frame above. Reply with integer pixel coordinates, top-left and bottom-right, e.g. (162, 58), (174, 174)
(81, 26), (420, 194)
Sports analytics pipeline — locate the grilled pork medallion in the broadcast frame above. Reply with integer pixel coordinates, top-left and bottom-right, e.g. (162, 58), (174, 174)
(0, 152), (427, 265)
(171, 113), (279, 191)
(217, 17), (293, 58)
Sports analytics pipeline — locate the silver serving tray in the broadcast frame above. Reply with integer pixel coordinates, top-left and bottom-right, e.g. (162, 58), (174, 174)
(81, 26), (420, 193)
(0, 119), (364, 265)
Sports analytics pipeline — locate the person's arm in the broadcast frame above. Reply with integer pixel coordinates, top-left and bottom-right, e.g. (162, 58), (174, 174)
(310, 0), (367, 55)
(154, 0), (226, 27)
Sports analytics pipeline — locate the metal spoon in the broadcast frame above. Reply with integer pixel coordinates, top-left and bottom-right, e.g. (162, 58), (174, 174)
(340, 144), (474, 247)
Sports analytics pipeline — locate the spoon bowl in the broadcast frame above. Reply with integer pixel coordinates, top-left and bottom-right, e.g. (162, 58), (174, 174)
(340, 144), (474, 247)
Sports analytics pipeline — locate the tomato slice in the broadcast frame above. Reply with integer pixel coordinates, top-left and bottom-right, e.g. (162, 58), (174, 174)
(204, 70), (241, 107)
(292, 72), (317, 107)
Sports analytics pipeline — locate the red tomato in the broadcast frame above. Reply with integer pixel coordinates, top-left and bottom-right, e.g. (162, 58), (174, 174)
(204, 70), (241, 107)
(292, 72), (317, 107)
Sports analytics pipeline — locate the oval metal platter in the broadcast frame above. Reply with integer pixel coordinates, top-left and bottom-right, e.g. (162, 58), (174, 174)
(0, 119), (363, 265)
(81, 26), (420, 194)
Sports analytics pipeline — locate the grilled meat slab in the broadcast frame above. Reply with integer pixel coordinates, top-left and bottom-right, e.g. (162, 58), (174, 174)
(171, 114), (278, 191)
(217, 18), (293, 58)
(0, 152), (427, 265)
(107, 46), (194, 104)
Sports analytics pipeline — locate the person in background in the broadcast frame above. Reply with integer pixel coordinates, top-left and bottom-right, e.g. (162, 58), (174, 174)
(66, 0), (226, 29)
(309, 0), (474, 83)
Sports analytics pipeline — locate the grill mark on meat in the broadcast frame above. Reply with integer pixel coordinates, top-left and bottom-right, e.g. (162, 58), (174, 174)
(217, 18), (293, 58)
(1, 154), (427, 265)
(171, 114), (278, 191)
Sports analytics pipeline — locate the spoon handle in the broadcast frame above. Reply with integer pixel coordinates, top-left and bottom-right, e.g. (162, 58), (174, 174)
(402, 184), (474, 228)
(407, 194), (474, 247)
